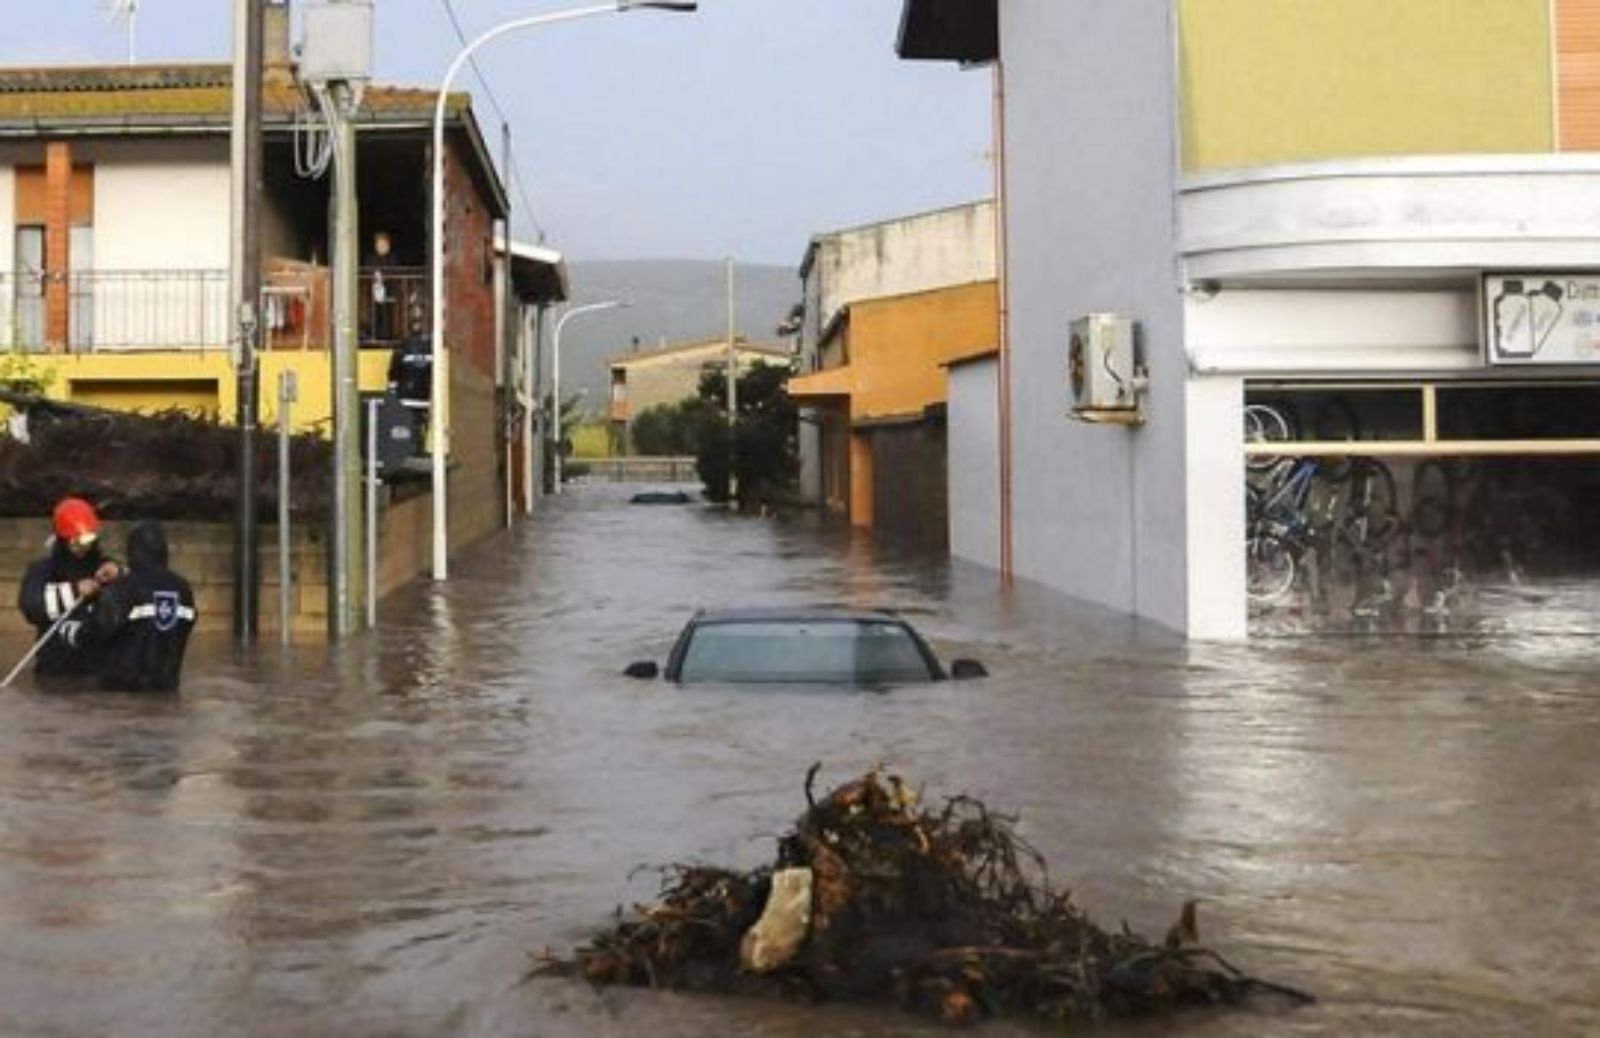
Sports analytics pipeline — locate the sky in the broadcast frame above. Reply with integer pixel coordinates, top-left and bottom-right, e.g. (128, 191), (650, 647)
(2, 0), (994, 267)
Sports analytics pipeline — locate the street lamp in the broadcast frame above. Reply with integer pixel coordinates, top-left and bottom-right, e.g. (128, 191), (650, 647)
(552, 299), (629, 494)
(429, 0), (697, 580)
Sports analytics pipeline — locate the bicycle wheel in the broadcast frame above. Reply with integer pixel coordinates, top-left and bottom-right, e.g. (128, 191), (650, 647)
(1247, 533), (1296, 602)
(1244, 403), (1293, 472)
(1409, 459), (1453, 538)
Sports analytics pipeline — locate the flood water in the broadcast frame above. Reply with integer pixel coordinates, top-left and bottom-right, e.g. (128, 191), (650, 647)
(0, 483), (1596, 1036)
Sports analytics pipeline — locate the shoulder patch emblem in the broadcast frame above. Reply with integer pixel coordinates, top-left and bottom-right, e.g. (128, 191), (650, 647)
(153, 591), (181, 633)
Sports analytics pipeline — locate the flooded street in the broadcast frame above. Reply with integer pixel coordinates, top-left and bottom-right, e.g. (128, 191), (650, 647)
(0, 483), (1596, 1036)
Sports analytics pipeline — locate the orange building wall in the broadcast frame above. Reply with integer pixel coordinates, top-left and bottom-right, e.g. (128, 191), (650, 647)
(849, 432), (874, 528)
(1558, 0), (1600, 149)
(790, 279), (997, 529)
(843, 281), (998, 421)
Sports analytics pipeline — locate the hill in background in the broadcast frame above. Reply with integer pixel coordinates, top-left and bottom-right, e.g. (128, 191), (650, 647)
(549, 259), (799, 417)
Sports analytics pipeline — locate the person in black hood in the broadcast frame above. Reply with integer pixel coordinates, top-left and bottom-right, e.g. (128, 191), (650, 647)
(16, 496), (122, 683)
(92, 520), (197, 692)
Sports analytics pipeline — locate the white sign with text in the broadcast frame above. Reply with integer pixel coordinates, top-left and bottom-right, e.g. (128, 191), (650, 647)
(1484, 274), (1600, 365)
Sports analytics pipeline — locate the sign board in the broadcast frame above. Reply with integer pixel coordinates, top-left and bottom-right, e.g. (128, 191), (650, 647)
(1483, 274), (1600, 365)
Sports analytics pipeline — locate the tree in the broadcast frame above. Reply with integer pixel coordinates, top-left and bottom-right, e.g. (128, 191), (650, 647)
(693, 361), (798, 508)
(631, 396), (721, 456)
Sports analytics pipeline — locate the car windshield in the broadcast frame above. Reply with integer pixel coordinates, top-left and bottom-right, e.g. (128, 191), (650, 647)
(676, 619), (936, 684)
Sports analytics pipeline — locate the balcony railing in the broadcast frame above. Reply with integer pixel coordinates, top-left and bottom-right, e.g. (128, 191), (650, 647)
(0, 267), (431, 354)
(1, 269), (229, 352)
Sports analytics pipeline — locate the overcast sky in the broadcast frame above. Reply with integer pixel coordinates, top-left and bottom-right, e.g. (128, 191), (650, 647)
(3, 0), (993, 267)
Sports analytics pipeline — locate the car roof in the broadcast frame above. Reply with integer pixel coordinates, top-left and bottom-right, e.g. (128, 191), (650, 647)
(692, 607), (910, 626)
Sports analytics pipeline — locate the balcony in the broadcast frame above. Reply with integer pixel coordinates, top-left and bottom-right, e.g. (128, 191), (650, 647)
(0, 266), (430, 353)
(1179, 154), (1600, 287)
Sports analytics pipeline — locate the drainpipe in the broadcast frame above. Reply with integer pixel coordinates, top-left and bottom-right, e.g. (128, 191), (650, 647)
(993, 61), (1014, 587)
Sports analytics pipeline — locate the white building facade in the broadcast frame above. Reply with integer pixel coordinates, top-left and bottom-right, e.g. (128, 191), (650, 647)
(899, 0), (1600, 639)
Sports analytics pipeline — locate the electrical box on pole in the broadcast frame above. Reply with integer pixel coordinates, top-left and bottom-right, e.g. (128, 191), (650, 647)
(299, 0), (374, 637)
(300, 2), (374, 85)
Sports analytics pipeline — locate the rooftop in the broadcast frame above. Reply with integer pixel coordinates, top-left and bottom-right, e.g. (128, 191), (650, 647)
(0, 62), (472, 132)
(609, 337), (791, 368)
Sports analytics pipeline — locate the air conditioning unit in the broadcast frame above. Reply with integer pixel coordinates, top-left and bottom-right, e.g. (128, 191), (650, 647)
(1067, 314), (1146, 424)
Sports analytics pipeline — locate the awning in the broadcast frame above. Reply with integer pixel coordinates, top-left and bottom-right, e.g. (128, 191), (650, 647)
(787, 367), (853, 402)
(896, 0), (998, 63)
(497, 237), (568, 305)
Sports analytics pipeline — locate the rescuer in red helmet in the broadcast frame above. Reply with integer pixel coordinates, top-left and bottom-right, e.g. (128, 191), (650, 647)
(15, 497), (123, 683)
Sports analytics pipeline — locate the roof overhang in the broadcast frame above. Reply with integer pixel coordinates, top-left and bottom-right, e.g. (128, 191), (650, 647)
(896, 0), (998, 64)
(497, 236), (568, 305)
(787, 366), (853, 402)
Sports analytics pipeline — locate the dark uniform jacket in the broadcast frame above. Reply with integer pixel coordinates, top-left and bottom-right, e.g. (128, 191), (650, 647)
(16, 537), (115, 677)
(91, 521), (196, 692)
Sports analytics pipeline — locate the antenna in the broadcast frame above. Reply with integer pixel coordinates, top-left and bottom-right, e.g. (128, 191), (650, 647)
(104, 0), (139, 64)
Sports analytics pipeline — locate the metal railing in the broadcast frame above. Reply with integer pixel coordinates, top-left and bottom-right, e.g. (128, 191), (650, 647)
(359, 267), (428, 347)
(0, 269), (229, 352)
(0, 267), (433, 354)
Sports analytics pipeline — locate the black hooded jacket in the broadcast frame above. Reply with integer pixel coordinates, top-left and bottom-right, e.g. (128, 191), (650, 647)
(16, 536), (114, 677)
(92, 521), (196, 692)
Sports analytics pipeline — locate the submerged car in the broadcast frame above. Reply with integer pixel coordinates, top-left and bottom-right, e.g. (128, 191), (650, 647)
(629, 489), (694, 505)
(625, 608), (988, 685)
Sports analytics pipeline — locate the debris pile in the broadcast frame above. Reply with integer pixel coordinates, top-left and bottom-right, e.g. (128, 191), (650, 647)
(0, 401), (331, 521)
(539, 767), (1313, 1027)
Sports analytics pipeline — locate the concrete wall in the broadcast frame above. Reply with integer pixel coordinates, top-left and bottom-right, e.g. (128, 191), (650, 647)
(1002, 0), (1189, 632)
(948, 358), (1000, 569)
(806, 201), (997, 326)
(1179, 0), (1552, 171)
(88, 140), (230, 270)
(0, 492), (435, 638)
(0, 163), (12, 279)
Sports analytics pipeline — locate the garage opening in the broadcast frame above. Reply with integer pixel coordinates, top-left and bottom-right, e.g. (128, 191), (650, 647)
(1243, 381), (1600, 634)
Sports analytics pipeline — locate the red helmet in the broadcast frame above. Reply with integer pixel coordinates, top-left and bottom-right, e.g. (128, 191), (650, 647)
(52, 497), (100, 545)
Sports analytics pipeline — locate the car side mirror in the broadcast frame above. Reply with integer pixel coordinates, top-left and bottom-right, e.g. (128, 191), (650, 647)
(624, 661), (660, 680)
(949, 658), (988, 680)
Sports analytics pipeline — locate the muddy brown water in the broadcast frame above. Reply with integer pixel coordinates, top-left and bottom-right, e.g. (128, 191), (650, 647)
(0, 484), (1595, 1036)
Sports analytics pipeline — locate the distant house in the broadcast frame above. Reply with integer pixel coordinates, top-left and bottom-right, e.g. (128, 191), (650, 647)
(788, 202), (997, 551)
(607, 336), (790, 453)
(0, 12), (566, 590)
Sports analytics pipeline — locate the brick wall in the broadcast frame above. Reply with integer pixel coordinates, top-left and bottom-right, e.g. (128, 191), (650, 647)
(440, 135), (506, 548)
(44, 142), (71, 350)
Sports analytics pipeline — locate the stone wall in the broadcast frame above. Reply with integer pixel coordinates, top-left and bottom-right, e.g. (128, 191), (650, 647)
(0, 492), (437, 639)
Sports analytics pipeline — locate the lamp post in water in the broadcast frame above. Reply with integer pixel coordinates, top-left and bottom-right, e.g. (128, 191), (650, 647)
(428, 0), (698, 579)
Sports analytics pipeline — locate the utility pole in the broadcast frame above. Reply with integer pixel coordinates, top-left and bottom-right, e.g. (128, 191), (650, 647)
(230, 0), (265, 644)
(726, 256), (737, 501)
(328, 78), (363, 638)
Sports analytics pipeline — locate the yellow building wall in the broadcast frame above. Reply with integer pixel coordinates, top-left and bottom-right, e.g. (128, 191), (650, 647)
(6, 349), (392, 434)
(1179, 0), (1554, 172)
(834, 281), (998, 422)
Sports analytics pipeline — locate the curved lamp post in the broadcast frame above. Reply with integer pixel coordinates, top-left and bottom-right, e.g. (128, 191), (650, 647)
(430, 0), (697, 579)
(552, 299), (629, 494)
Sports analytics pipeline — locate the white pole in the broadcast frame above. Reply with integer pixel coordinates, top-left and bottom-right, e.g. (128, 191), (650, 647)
(429, 1), (694, 578)
(228, 0), (248, 368)
(366, 396), (380, 630)
(551, 300), (627, 495)
(522, 306), (537, 514)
